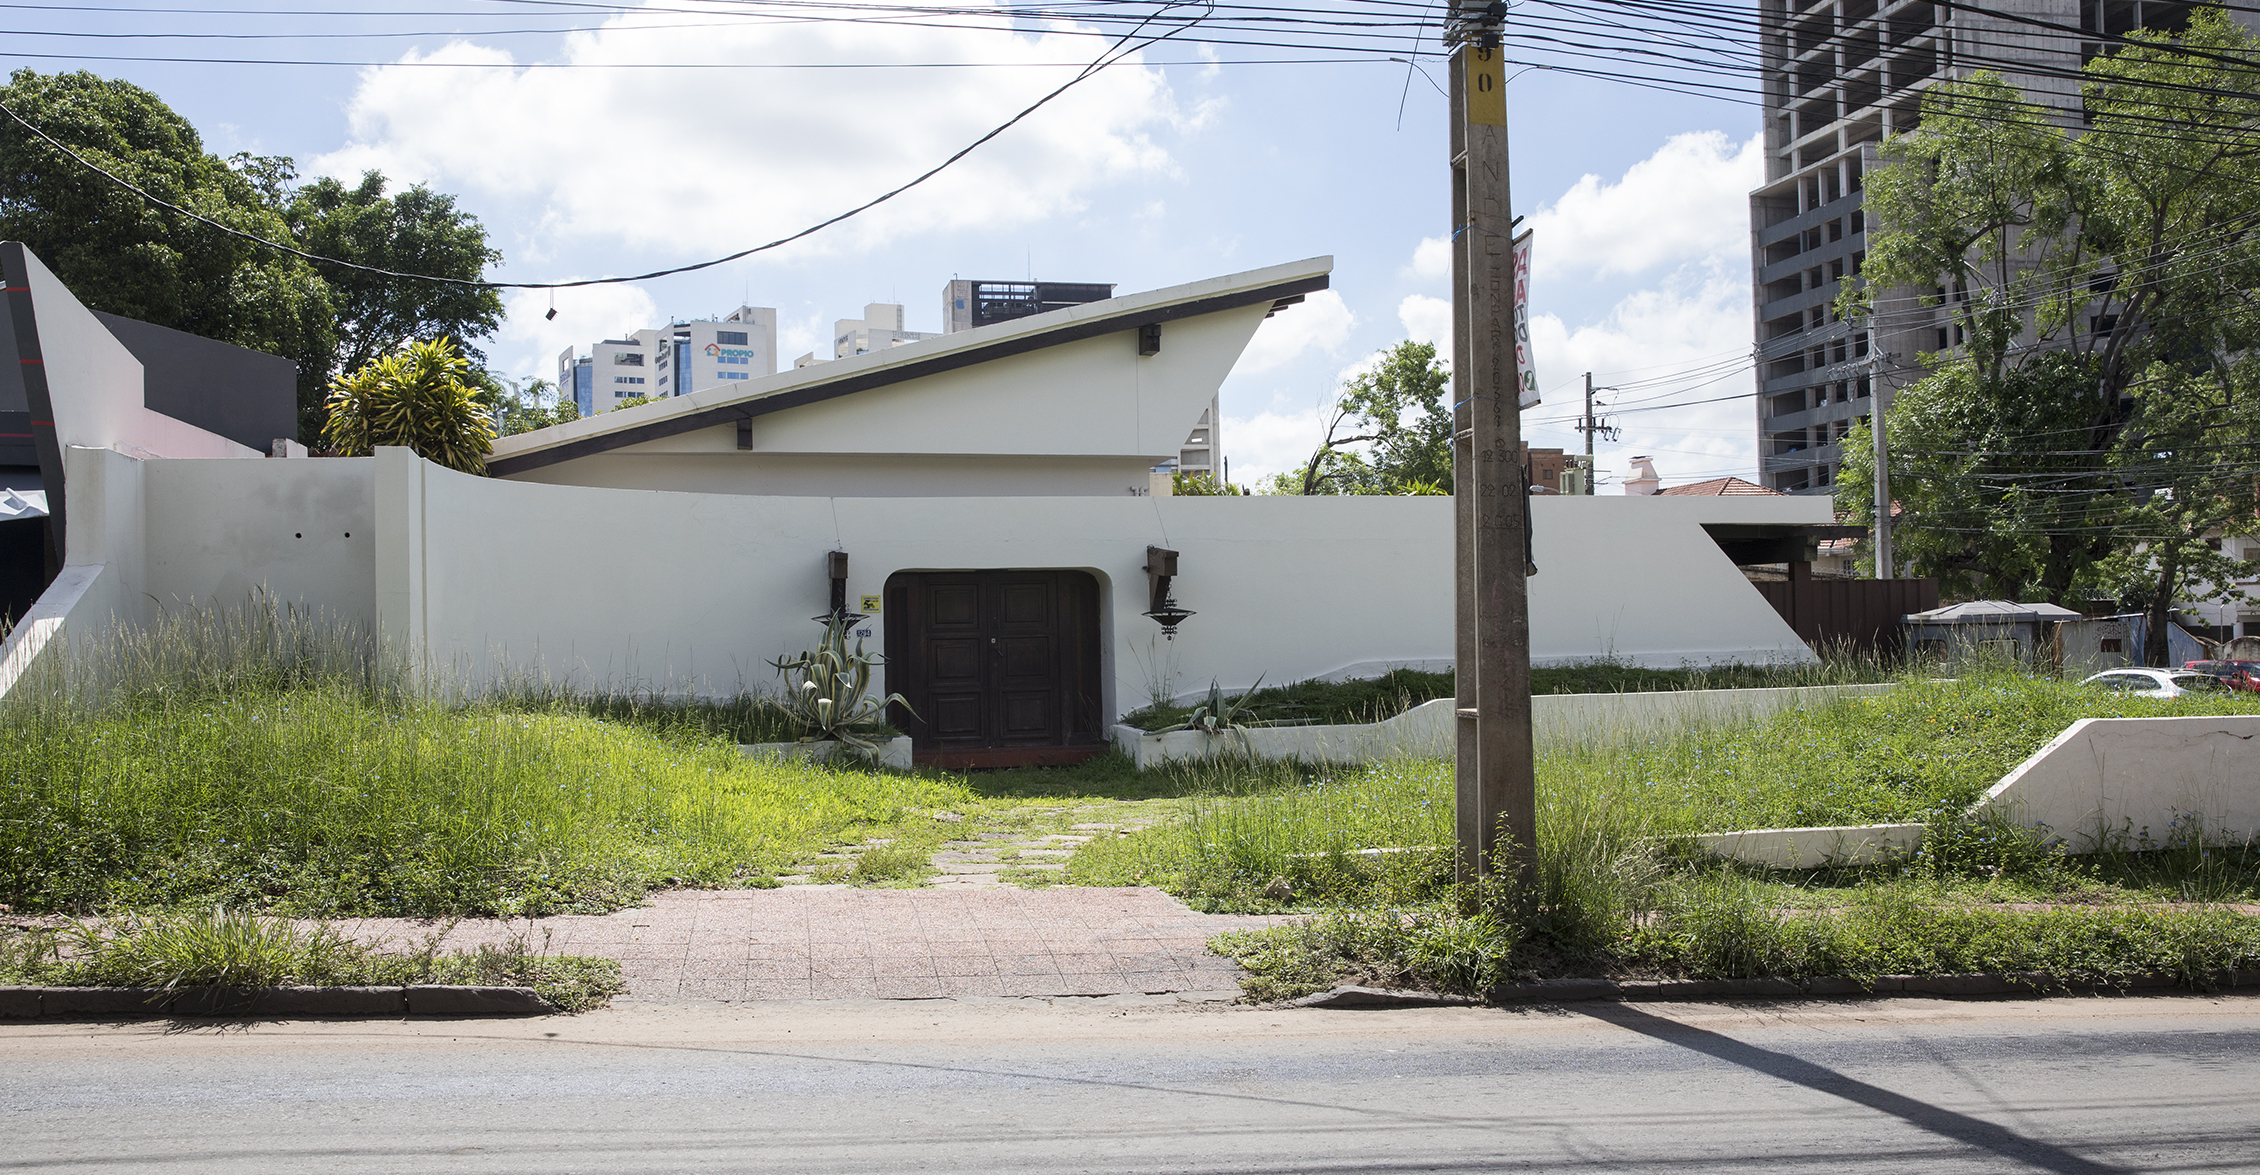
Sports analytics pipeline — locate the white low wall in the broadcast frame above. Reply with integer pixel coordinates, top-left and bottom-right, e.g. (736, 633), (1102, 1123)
(742, 737), (914, 772)
(1690, 823), (1927, 870)
(1109, 684), (1896, 768)
(1976, 715), (2260, 849)
(43, 444), (1834, 731)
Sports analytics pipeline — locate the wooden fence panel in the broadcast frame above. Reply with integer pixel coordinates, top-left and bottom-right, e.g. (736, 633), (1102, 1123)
(1752, 578), (1939, 658)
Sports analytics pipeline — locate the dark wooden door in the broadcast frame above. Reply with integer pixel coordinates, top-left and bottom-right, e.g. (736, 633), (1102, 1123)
(885, 570), (1102, 757)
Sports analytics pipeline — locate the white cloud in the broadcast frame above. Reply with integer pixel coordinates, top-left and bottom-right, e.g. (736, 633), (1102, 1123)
(1398, 294), (1451, 352)
(494, 282), (661, 381)
(1405, 235), (1451, 282)
(1232, 288), (1353, 375)
(1524, 131), (1761, 282)
(1220, 406), (1330, 484)
(315, 4), (1182, 262)
(777, 312), (827, 364)
(1522, 271), (1756, 488)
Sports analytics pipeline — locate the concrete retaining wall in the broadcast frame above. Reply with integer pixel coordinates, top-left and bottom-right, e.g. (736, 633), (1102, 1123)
(1109, 683), (1896, 768)
(742, 736), (914, 771)
(1976, 715), (2260, 849)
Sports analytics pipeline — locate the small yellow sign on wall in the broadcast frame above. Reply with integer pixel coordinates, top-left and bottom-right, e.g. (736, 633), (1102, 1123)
(860, 595), (883, 613)
(1466, 46), (1506, 126)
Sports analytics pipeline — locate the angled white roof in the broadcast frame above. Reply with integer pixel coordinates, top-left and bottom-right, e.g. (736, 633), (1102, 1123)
(490, 257), (1331, 477)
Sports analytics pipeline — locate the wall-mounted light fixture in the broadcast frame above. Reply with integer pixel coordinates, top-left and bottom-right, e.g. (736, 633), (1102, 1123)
(1138, 323), (1161, 356)
(813, 549), (867, 626)
(1143, 545), (1194, 638)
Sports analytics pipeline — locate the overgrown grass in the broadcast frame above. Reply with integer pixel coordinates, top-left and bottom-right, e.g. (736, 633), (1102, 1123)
(1115, 655), (1901, 732)
(1081, 670), (2260, 998)
(0, 606), (973, 917)
(0, 907), (626, 1011)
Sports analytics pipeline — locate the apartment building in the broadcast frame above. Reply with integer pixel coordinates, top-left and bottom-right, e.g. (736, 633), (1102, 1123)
(558, 306), (779, 415)
(1749, 0), (2205, 494)
(833, 303), (939, 360)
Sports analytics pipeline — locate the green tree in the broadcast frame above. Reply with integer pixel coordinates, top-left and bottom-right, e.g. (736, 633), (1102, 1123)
(0, 70), (507, 442)
(491, 376), (579, 438)
(322, 338), (496, 475)
(1171, 471), (1247, 495)
(284, 171), (505, 400)
(1842, 9), (2260, 632)
(1837, 353), (2119, 600)
(1288, 340), (1454, 495)
(0, 69), (335, 417)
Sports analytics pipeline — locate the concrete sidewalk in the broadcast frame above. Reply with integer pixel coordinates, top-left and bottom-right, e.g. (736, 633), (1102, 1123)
(342, 886), (1286, 1003)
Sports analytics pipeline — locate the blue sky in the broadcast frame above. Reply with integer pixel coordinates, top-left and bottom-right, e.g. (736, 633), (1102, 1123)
(6, 1), (1767, 487)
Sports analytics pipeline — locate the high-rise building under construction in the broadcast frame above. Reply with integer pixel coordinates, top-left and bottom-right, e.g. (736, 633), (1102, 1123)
(1748, 0), (2210, 494)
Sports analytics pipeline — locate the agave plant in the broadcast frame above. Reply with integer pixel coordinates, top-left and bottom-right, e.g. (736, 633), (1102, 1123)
(1162, 675), (1268, 735)
(767, 618), (913, 754)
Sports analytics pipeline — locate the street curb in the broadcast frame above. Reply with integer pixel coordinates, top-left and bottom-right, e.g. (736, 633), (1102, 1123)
(1287, 985), (1485, 1009)
(0, 985), (556, 1020)
(1484, 970), (2260, 1004)
(1281, 970), (2260, 1009)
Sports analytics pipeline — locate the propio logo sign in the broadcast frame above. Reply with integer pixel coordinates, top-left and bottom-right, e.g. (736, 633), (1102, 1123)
(704, 343), (757, 358)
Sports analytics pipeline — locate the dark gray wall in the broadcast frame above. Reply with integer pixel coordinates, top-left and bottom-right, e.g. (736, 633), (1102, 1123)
(93, 311), (297, 452)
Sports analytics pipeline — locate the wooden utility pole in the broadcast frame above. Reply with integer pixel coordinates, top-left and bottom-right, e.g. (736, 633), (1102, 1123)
(1450, 1), (1537, 887)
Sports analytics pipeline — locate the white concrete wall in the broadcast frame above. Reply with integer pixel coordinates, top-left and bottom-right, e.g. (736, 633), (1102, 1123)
(141, 455), (378, 623)
(372, 451), (1822, 709)
(31, 445), (1827, 724)
(1978, 715), (2260, 848)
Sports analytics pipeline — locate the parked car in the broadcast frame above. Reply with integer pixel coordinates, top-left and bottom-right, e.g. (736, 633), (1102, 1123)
(2182, 659), (2260, 692)
(2079, 668), (2231, 697)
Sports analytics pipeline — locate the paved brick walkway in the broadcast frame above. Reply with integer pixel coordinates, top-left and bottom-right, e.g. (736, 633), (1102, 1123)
(341, 887), (1286, 1003)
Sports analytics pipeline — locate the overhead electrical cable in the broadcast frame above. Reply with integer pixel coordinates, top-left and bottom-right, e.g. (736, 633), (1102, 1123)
(0, 0), (1210, 289)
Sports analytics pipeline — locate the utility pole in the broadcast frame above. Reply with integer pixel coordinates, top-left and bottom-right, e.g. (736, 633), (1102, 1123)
(1583, 372), (1596, 494)
(1450, 0), (1536, 887)
(1868, 328), (1892, 579)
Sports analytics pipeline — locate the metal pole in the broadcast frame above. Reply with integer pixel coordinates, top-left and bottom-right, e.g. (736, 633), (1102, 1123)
(1450, 3), (1536, 887)
(1583, 371), (1595, 495)
(1869, 329), (1892, 579)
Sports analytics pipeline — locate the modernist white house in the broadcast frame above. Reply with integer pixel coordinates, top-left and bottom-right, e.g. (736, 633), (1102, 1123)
(1, 243), (1833, 767)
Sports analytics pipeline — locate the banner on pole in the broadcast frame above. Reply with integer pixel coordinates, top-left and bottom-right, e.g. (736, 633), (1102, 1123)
(1513, 231), (1540, 409)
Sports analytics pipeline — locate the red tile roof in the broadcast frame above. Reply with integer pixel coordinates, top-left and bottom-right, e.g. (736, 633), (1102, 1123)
(1658, 476), (1779, 497)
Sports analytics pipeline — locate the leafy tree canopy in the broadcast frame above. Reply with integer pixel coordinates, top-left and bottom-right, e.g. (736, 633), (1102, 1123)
(0, 69), (505, 441)
(1842, 9), (2260, 658)
(0, 69), (335, 405)
(1280, 340), (1454, 495)
(285, 170), (504, 395)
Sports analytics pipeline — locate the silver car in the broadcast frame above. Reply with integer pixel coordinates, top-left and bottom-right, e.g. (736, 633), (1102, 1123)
(2079, 668), (2229, 697)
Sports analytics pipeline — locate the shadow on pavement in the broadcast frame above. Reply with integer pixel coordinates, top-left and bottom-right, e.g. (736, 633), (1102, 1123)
(1575, 1002), (2124, 1175)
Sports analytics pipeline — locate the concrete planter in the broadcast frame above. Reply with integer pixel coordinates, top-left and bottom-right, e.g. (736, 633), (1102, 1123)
(1695, 712), (2260, 869)
(741, 736), (913, 771)
(1109, 684), (1896, 770)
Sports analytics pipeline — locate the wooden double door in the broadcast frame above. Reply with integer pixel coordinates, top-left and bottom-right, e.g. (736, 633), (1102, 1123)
(884, 570), (1103, 764)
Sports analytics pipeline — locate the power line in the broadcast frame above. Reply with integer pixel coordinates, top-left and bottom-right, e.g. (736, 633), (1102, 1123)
(0, 0), (1203, 289)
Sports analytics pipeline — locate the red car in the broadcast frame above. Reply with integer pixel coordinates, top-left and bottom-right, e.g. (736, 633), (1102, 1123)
(2183, 660), (2260, 692)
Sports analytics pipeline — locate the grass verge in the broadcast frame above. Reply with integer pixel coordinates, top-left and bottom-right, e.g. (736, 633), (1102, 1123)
(0, 607), (975, 917)
(0, 907), (626, 1012)
(1077, 671), (2260, 1000)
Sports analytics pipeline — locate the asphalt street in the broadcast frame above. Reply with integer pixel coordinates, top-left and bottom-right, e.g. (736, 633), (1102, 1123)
(4, 993), (2259, 1173)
